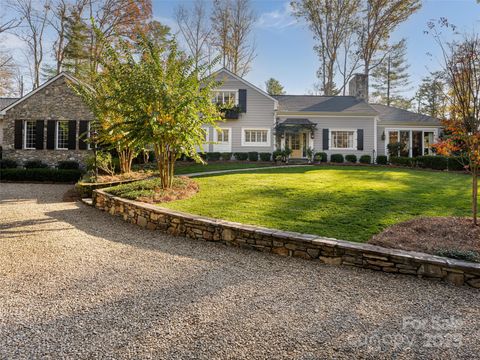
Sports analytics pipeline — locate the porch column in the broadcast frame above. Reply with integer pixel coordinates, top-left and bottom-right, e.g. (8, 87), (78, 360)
(409, 130), (413, 158)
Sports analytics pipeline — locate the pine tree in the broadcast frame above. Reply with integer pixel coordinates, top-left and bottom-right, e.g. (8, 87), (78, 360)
(265, 78), (285, 95)
(415, 72), (447, 118)
(371, 39), (411, 108)
(63, 9), (90, 78)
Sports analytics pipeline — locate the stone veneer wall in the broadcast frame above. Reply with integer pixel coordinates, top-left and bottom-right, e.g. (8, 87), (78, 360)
(2, 75), (94, 166)
(93, 189), (480, 289)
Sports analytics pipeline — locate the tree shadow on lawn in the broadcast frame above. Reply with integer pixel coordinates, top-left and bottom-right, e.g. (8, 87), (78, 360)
(173, 167), (471, 242)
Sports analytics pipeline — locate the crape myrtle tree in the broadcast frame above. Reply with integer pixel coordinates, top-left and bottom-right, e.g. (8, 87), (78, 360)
(430, 22), (480, 226)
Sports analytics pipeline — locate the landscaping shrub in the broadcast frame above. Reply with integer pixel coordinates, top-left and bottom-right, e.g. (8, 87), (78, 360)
(199, 152), (207, 161)
(206, 152), (221, 161)
(272, 150), (284, 162)
(0, 159), (17, 169)
(314, 152), (327, 163)
(389, 156), (416, 167)
(221, 152), (232, 161)
(345, 154), (357, 163)
(359, 155), (371, 164)
(234, 152), (248, 161)
(248, 152), (259, 161)
(448, 156), (468, 171)
(416, 155), (447, 170)
(330, 154), (344, 163)
(376, 155), (388, 165)
(259, 152), (272, 161)
(24, 159), (49, 169)
(436, 249), (480, 263)
(57, 160), (80, 170)
(0, 168), (83, 182)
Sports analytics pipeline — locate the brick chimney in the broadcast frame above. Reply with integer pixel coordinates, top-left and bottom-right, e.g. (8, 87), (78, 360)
(348, 74), (368, 101)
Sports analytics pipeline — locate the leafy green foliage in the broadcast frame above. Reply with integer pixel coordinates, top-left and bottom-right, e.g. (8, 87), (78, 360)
(265, 78), (285, 95)
(24, 160), (49, 169)
(259, 152), (272, 161)
(314, 152), (327, 162)
(416, 156), (448, 170)
(221, 152), (233, 161)
(234, 153), (248, 161)
(436, 249), (480, 263)
(0, 159), (18, 169)
(57, 160), (80, 170)
(206, 152), (221, 161)
(330, 154), (344, 163)
(390, 156), (416, 167)
(248, 152), (258, 161)
(359, 155), (372, 164)
(106, 177), (193, 200)
(345, 154), (357, 163)
(376, 155), (388, 165)
(86, 151), (116, 175)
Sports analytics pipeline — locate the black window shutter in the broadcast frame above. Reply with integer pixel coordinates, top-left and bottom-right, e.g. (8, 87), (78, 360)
(322, 129), (329, 150)
(357, 129), (364, 150)
(68, 120), (77, 150)
(35, 120), (44, 150)
(14, 120), (23, 149)
(78, 121), (89, 150)
(238, 89), (247, 113)
(46, 120), (56, 149)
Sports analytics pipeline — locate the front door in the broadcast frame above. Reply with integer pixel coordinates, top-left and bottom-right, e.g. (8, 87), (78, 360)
(286, 132), (302, 158)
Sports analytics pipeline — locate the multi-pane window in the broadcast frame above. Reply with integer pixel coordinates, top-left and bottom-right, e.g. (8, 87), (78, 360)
(24, 120), (36, 149)
(331, 130), (355, 149)
(213, 91), (237, 106)
(217, 129), (229, 143)
(244, 129), (268, 144)
(56, 121), (69, 149)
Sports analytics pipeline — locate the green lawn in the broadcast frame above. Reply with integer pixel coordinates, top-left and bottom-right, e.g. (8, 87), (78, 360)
(161, 166), (472, 242)
(174, 161), (276, 175)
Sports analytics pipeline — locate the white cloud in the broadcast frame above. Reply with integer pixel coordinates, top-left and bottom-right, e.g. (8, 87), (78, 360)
(256, 2), (298, 30)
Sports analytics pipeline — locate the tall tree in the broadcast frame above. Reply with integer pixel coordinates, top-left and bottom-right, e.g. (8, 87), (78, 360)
(9, 0), (52, 89)
(175, 0), (211, 70)
(211, 0), (256, 76)
(265, 78), (285, 95)
(0, 53), (16, 96)
(291, 0), (360, 95)
(415, 71), (448, 118)
(357, 0), (421, 100)
(63, 7), (90, 77)
(371, 39), (411, 107)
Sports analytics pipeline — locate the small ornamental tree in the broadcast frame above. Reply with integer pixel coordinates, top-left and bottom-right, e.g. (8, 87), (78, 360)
(430, 26), (480, 225)
(114, 38), (221, 189)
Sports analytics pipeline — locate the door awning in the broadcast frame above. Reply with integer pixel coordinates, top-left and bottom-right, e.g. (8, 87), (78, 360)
(275, 118), (317, 134)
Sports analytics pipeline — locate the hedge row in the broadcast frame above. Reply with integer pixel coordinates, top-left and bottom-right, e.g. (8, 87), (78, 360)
(0, 159), (80, 170)
(390, 155), (468, 171)
(0, 169), (83, 182)
(193, 152), (274, 162)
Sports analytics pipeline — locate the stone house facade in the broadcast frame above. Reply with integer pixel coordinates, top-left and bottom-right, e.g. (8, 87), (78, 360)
(0, 73), (94, 166)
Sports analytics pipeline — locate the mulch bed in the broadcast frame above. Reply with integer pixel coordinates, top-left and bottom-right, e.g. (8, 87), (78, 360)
(137, 177), (199, 204)
(369, 217), (480, 261)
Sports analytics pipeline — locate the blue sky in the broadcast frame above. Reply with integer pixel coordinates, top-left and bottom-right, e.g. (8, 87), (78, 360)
(153, 0), (480, 96)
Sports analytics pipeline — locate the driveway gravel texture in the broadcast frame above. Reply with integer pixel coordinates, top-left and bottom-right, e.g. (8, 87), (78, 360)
(0, 183), (479, 360)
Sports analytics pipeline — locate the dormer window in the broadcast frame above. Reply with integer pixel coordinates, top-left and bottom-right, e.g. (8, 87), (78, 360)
(213, 90), (238, 106)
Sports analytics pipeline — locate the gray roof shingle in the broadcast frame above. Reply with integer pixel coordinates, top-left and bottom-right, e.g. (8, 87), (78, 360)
(370, 103), (441, 126)
(273, 95), (378, 115)
(0, 97), (19, 111)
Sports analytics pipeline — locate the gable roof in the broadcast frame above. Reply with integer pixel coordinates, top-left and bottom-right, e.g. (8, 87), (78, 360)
(0, 98), (19, 111)
(213, 68), (278, 104)
(370, 104), (441, 126)
(273, 95), (378, 115)
(0, 72), (80, 115)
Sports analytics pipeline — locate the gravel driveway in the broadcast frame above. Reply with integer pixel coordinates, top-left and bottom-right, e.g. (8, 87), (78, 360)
(0, 183), (479, 359)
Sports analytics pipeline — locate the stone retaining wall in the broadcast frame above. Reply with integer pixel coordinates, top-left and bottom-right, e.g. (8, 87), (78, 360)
(93, 189), (480, 289)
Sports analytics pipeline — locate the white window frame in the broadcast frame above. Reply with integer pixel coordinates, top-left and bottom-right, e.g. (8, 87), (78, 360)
(213, 127), (232, 152)
(385, 128), (439, 158)
(212, 89), (239, 106)
(241, 127), (271, 147)
(55, 120), (69, 150)
(329, 129), (357, 150)
(23, 120), (36, 150)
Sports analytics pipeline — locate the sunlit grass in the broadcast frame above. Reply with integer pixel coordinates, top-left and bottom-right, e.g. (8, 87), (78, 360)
(161, 166), (472, 242)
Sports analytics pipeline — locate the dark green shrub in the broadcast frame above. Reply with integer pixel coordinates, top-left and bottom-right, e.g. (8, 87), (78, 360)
(57, 160), (80, 170)
(24, 160), (49, 169)
(330, 154), (344, 163)
(359, 155), (371, 164)
(448, 156), (468, 171)
(0, 159), (17, 169)
(387, 142), (405, 157)
(436, 249), (480, 263)
(345, 154), (357, 163)
(314, 152), (327, 163)
(390, 156), (415, 167)
(259, 152), (272, 161)
(199, 152), (207, 160)
(148, 150), (156, 162)
(248, 152), (259, 161)
(272, 150), (284, 162)
(0, 169), (83, 182)
(234, 152), (248, 161)
(376, 155), (388, 165)
(206, 152), (221, 161)
(221, 152), (232, 161)
(416, 155), (447, 170)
